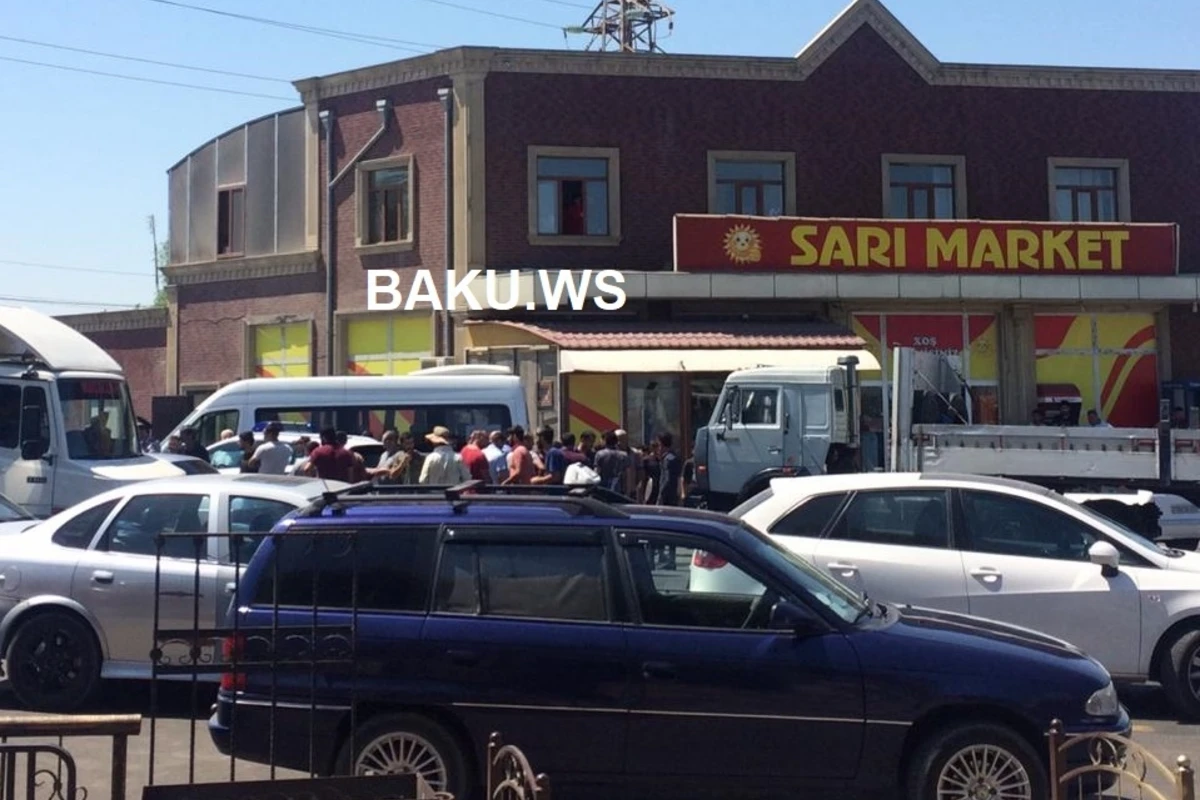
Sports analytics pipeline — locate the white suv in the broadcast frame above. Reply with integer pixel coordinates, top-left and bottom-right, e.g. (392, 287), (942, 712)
(693, 471), (1200, 718)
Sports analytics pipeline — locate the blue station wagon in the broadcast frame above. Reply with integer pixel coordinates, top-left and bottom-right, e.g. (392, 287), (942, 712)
(209, 483), (1130, 800)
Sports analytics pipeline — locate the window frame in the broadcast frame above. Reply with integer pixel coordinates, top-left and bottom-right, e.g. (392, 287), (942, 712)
(953, 488), (1153, 567)
(430, 525), (619, 625)
(526, 145), (621, 247)
(98, 492), (215, 561)
(880, 154), (968, 219)
(615, 528), (821, 634)
(355, 154), (416, 253)
(826, 488), (956, 550)
(216, 185), (246, 258)
(1046, 157), (1131, 223)
(706, 150), (797, 216)
(733, 385), (783, 430)
(767, 492), (849, 538)
(51, 498), (121, 550)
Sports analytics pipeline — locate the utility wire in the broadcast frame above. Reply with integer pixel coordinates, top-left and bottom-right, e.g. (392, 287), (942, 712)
(533, 0), (594, 8)
(0, 55), (295, 100)
(0, 294), (142, 309)
(0, 258), (151, 278)
(413, 0), (568, 29)
(0, 34), (291, 83)
(145, 0), (442, 53)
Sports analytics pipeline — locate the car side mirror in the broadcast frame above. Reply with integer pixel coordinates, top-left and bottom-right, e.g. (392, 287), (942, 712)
(769, 599), (825, 637)
(20, 438), (47, 461)
(1088, 540), (1121, 577)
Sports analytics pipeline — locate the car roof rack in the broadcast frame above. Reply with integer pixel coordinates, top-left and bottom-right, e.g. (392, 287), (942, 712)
(300, 480), (631, 519)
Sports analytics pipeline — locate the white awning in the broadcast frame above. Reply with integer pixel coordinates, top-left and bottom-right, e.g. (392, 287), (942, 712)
(0, 305), (122, 373)
(558, 348), (880, 374)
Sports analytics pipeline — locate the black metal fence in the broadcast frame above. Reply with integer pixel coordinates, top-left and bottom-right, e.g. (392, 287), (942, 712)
(0, 713), (140, 800)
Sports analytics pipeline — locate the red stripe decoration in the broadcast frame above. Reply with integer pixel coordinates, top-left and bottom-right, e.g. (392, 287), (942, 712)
(568, 398), (619, 434)
(1099, 325), (1156, 411)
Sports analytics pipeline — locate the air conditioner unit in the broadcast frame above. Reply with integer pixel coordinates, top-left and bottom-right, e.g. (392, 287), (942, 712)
(418, 356), (454, 370)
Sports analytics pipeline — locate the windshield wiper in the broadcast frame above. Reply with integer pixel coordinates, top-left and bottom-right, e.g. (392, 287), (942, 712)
(852, 593), (874, 624)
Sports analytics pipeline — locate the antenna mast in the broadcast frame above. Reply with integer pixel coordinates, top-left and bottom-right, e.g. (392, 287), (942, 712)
(565, 0), (675, 53)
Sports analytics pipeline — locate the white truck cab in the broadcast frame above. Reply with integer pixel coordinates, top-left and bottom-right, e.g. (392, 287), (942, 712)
(0, 306), (184, 517)
(693, 359), (863, 511)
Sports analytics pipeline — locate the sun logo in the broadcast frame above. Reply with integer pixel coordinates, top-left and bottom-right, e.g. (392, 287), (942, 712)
(722, 224), (762, 264)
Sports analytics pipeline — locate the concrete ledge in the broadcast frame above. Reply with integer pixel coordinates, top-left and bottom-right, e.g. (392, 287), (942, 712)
(162, 250), (321, 286)
(57, 307), (169, 334)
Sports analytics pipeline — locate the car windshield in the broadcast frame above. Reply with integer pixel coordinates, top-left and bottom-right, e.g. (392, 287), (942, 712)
(1055, 493), (1169, 556)
(58, 378), (139, 460)
(734, 520), (868, 624)
(0, 494), (32, 522)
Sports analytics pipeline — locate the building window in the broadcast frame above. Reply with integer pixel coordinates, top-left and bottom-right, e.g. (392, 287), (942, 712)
(527, 146), (620, 245)
(356, 156), (415, 250)
(1049, 160), (1127, 222)
(217, 186), (245, 256)
(881, 155), (967, 219)
(706, 151), (795, 216)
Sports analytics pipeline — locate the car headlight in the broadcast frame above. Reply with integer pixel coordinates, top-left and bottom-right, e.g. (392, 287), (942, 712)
(1085, 682), (1119, 717)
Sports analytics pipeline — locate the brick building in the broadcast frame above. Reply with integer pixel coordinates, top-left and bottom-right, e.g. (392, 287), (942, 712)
(160, 0), (1200, 451)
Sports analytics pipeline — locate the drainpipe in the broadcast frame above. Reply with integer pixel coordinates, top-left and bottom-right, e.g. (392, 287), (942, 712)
(320, 98), (391, 375)
(437, 87), (454, 359)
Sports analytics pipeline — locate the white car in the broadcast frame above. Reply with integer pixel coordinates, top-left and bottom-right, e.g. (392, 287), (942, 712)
(694, 472), (1200, 718)
(207, 431), (384, 474)
(0, 474), (346, 712)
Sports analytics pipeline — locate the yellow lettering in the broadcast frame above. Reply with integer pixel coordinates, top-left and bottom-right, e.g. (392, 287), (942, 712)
(927, 229), (968, 268)
(856, 226), (891, 267)
(1077, 230), (1103, 270)
(894, 228), (906, 268)
(1006, 230), (1039, 269)
(820, 225), (854, 266)
(969, 229), (1005, 269)
(1042, 229), (1076, 270)
(790, 225), (819, 266)
(1102, 230), (1130, 271)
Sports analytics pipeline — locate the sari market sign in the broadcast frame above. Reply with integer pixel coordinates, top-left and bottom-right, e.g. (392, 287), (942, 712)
(673, 215), (1178, 275)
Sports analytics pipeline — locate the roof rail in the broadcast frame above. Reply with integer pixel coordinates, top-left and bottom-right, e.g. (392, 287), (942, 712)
(302, 480), (632, 519)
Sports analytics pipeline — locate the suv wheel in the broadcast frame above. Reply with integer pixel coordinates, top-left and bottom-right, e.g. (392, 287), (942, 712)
(5, 610), (101, 712)
(338, 713), (469, 798)
(1159, 627), (1200, 719)
(907, 722), (1045, 800)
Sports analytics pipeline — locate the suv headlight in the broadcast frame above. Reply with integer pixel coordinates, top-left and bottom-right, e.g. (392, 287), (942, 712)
(1085, 682), (1119, 717)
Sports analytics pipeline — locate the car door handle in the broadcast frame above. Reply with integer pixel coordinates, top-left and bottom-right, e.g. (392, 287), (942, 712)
(827, 562), (858, 576)
(970, 567), (1001, 583)
(642, 661), (676, 680)
(767, 446), (782, 454)
(225, 581), (237, 596)
(445, 648), (481, 666)
(92, 570), (114, 585)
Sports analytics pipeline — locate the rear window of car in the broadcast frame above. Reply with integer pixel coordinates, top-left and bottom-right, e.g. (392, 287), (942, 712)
(252, 526), (438, 612)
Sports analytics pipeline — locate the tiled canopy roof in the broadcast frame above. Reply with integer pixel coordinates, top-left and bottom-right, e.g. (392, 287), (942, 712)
(469, 320), (865, 350)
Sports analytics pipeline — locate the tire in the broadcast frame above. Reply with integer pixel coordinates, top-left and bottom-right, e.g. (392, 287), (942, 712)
(906, 722), (1046, 800)
(1158, 627), (1200, 720)
(5, 610), (101, 712)
(335, 713), (471, 799)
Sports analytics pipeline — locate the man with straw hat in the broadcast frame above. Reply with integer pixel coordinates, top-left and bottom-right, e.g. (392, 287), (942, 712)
(419, 425), (471, 485)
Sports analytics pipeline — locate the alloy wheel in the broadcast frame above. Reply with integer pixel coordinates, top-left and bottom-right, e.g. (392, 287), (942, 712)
(354, 731), (449, 793)
(935, 743), (1033, 800)
(1186, 642), (1200, 701)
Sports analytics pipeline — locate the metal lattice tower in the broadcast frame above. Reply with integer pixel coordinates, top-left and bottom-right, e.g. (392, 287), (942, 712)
(565, 0), (675, 53)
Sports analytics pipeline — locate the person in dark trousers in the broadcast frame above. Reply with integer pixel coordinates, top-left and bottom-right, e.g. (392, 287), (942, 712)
(654, 432), (683, 569)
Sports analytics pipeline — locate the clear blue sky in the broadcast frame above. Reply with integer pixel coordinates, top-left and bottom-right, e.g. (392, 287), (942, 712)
(1, 0), (1196, 316)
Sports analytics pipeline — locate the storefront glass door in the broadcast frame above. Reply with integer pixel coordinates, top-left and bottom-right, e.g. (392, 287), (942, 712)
(687, 375), (727, 457)
(624, 375), (682, 449)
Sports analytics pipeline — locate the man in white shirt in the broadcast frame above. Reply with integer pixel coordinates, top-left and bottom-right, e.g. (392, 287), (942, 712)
(419, 426), (472, 485)
(482, 429), (510, 483)
(250, 422), (293, 474)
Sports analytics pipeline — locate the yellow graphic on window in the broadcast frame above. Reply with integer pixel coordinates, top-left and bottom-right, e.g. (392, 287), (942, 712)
(345, 315), (432, 376)
(253, 322), (310, 378)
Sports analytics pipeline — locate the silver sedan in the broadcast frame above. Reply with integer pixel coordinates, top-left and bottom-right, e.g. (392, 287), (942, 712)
(0, 474), (345, 712)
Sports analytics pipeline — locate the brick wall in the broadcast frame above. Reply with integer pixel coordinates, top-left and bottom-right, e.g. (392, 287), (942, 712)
(57, 308), (169, 420)
(484, 26), (1200, 271)
(324, 78), (452, 315)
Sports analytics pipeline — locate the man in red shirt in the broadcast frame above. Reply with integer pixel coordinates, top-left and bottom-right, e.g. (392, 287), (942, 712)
(502, 425), (535, 485)
(301, 427), (357, 483)
(460, 429), (491, 482)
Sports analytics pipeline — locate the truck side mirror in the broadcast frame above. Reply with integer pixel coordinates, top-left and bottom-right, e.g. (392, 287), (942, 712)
(20, 439), (46, 461)
(19, 403), (48, 460)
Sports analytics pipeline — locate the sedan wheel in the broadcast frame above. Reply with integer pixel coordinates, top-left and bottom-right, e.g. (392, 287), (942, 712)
(1159, 627), (1200, 719)
(6, 611), (101, 712)
(935, 744), (1032, 800)
(339, 713), (469, 799)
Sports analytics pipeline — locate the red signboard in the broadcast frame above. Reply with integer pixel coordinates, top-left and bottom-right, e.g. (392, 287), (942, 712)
(673, 215), (1179, 276)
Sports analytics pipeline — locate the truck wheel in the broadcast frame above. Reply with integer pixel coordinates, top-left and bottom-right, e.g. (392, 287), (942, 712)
(906, 722), (1046, 800)
(5, 610), (101, 712)
(336, 713), (472, 798)
(1159, 627), (1200, 720)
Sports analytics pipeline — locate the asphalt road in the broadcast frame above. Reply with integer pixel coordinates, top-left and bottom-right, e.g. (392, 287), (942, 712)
(0, 680), (1194, 799)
